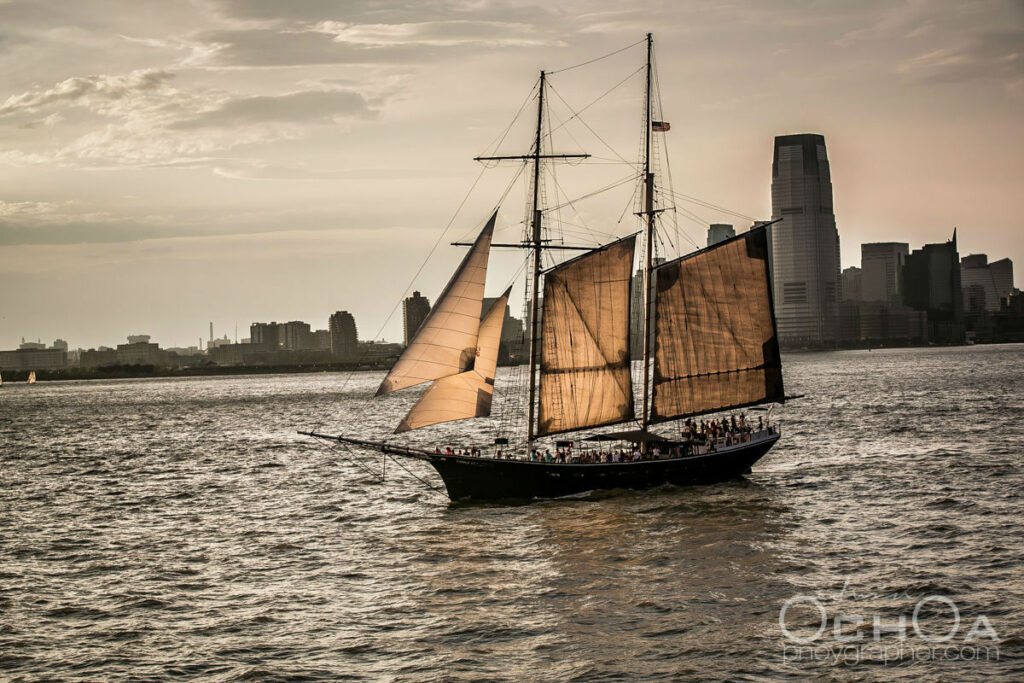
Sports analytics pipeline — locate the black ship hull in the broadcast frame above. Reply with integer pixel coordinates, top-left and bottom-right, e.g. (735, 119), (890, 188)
(300, 431), (780, 502)
(426, 435), (779, 501)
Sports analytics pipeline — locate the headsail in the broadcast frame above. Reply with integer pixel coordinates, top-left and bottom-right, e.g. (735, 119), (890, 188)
(536, 235), (636, 437)
(650, 226), (784, 423)
(395, 286), (511, 433)
(376, 212), (496, 396)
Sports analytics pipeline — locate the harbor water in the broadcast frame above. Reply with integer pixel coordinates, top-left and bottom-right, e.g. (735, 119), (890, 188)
(1, 344), (1022, 680)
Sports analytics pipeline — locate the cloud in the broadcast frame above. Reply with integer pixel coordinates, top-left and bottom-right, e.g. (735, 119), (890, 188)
(311, 20), (548, 48)
(191, 21), (553, 68)
(171, 89), (374, 129)
(0, 64), (381, 168)
(0, 199), (63, 218)
(0, 69), (174, 118)
(900, 29), (1023, 85)
(199, 0), (547, 26)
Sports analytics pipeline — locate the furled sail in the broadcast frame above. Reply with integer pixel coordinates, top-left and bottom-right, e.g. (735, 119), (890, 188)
(376, 212), (496, 396)
(650, 226), (784, 423)
(536, 235), (636, 437)
(395, 287), (511, 433)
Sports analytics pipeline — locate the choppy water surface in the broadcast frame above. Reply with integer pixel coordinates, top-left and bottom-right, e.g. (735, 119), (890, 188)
(2, 345), (1022, 681)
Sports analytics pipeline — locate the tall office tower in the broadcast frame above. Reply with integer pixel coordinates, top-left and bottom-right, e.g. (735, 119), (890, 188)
(903, 231), (963, 344)
(707, 223), (735, 247)
(770, 134), (842, 348)
(329, 311), (358, 360)
(861, 242), (909, 304)
(403, 291), (431, 347)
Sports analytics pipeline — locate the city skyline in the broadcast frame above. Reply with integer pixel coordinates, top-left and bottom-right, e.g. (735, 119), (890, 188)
(1, 1), (1022, 349)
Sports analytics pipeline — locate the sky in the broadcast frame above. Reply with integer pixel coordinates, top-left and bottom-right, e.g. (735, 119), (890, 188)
(0, 0), (1021, 350)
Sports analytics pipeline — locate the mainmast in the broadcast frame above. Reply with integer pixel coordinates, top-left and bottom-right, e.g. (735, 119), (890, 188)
(526, 71), (546, 447)
(640, 32), (656, 433)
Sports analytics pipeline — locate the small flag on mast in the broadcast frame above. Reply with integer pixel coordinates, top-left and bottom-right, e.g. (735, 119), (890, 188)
(652, 121), (671, 132)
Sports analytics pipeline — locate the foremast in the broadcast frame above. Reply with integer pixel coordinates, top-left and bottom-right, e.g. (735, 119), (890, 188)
(639, 32), (657, 434)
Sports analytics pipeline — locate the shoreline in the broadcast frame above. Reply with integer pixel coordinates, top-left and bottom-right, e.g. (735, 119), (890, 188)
(4, 341), (1022, 383)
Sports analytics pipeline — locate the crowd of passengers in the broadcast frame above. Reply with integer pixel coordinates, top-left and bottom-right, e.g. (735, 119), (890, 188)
(434, 414), (774, 463)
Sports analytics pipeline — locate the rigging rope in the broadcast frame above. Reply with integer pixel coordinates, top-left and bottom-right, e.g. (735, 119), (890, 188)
(547, 37), (647, 75)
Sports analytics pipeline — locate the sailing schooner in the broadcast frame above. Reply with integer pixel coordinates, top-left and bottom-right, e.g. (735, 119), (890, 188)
(302, 34), (790, 501)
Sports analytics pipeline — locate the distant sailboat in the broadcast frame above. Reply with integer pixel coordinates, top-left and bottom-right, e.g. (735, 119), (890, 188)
(27, 371), (36, 384)
(302, 34), (791, 501)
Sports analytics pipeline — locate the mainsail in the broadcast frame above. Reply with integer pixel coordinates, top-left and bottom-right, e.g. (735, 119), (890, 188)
(395, 286), (511, 433)
(376, 213), (496, 396)
(536, 235), (636, 436)
(649, 226), (784, 423)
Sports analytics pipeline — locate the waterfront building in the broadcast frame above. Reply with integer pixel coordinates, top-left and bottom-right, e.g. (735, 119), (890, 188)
(769, 133), (842, 348)
(250, 322), (281, 349)
(903, 231), (964, 344)
(961, 254), (1015, 313)
(707, 223), (735, 247)
(116, 338), (166, 366)
(311, 329), (331, 350)
(280, 321), (313, 350)
(329, 311), (358, 360)
(403, 291), (431, 347)
(0, 347), (67, 370)
(841, 266), (862, 302)
(861, 242), (909, 304)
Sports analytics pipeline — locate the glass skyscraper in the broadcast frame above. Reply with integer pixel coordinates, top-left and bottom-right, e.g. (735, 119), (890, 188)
(770, 133), (841, 348)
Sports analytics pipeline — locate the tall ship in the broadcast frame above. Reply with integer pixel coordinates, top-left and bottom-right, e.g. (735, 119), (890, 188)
(303, 34), (789, 501)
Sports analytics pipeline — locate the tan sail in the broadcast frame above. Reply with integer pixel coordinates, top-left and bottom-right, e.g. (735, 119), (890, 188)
(395, 286), (511, 433)
(537, 235), (636, 437)
(376, 212), (496, 396)
(650, 226), (784, 422)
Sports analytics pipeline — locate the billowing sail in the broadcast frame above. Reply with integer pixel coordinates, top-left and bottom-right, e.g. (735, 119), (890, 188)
(537, 235), (636, 437)
(395, 287), (511, 433)
(376, 213), (496, 396)
(650, 226), (784, 423)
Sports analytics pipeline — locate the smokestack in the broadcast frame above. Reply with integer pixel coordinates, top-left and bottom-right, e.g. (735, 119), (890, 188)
(209, 322), (213, 343)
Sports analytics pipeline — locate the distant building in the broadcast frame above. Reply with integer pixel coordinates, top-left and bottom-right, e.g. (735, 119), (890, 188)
(707, 223), (735, 247)
(19, 340), (45, 350)
(50, 339), (69, 352)
(280, 321), (312, 350)
(116, 338), (166, 366)
(250, 322), (281, 349)
(841, 267), (862, 302)
(80, 348), (117, 369)
(403, 291), (431, 346)
(207, 335), (232, 350)
(630, 259), (664, 359)
(329, 311), (358, 360)
(903, 230), (964, 344)
(861, 242), (909, 304)
(769, 133), (841, 348)
(356, 340), (402, 363)
(840, 300), (928, 345)
(0, 347), (66, 370)
(311, 329), (331, 351)
(961, 254), (1014, 313)
(126, 334), (151, 344)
